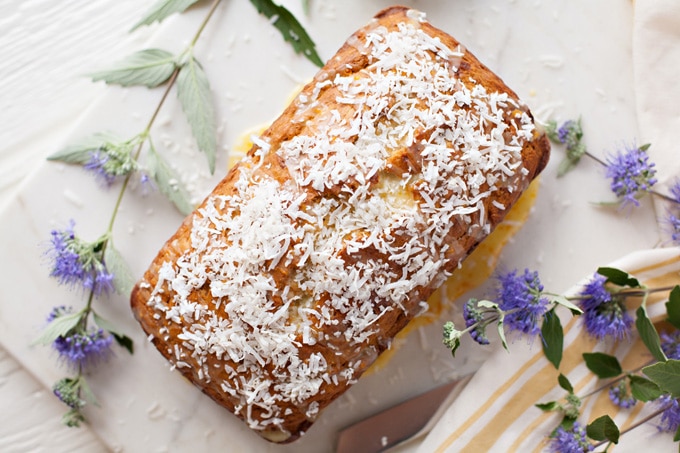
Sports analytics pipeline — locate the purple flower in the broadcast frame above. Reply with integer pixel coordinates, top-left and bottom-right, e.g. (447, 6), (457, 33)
(497, 269), (549, 337)
(84, 150), (117, 186)
(463, 299), (490, 345)
(578, 274), (632, 340)
(667, 214), (680, 246)
(549, 118), (583, 152)
(660, 330), (680, 360)
(662, 180), (680, 245)
(53, 377), (85, 410)
(604, 143), (657, 208)
(46, 305), (71, 323)
(46, 221), (114, 296)
(82, 143), (137, 187)
(549, 422), (593, 453)
(670, 179), (680, 203)
(656, 394), (680, 433)
(53, 329), (113, 371)
(556, 120), (580, 148)
(546, 118), (586, 176)
(52, 377), (87, 427)
(609, 381), (636, 409)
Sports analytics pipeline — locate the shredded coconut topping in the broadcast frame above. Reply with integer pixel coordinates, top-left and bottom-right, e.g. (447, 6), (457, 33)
(145, 13), (535, 435)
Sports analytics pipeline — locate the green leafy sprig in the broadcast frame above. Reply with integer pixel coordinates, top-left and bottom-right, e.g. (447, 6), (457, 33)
(535, 274), (680, 451)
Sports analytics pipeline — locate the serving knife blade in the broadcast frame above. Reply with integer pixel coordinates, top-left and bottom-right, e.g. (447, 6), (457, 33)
(335, 374), (472, 453)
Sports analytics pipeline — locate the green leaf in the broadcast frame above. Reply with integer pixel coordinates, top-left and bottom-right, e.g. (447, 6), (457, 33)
(442, 321), (463, 356)
(636, 306), (667, 363)
(544, 120), (559, 142)
(249, 0), (324, 67)
(91, 49), (176, 88)
(113, 333), (134, 355)
(666, 286), (680, 330)
(78, 376), (99, 406)
(32, 311), (82, 346)
(476, 300), (500, 309)
(103, 242), (135, 296)
(556, 157), (577, 178)
(93, 312), (134, 355)
(176, 56), (217, 173)
(558, 415), (576, 431)
(597, 267), (641, 288)
(447, 337), (461, 357)
(549, 294), (583, 315)
(47, 132), (118, 164)
(131, 0), (202, 31)
(586, 415), (620, 444)
(629, 375), (662, 402)
(643, 360), (680, 398)
(674, 423), (680, 443)
(582, 352), (622, 379)
(146, 144), (195, 215)
(497, 318), (509, 352)
(541, 309), (564, 369)
(557, 373), (574, 393)
(535, 401), (560, 412)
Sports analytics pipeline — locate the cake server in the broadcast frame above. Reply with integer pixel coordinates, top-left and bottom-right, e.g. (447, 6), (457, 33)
(335, 374), (472, 453)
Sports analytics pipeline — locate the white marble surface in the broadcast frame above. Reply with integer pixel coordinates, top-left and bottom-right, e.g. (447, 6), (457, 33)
(0, 0), (673, 452)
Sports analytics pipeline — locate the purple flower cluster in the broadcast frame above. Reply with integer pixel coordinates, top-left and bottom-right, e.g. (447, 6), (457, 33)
(549, 422), (593, 453)
(84, 150), (117, 186)
(656, 395), (680, 434)
(668, 214), (680, 245)
(608, 381), (636, 409)
(604, 143), (657, 208)
(46, 221), (114, 296)
(53, 377), (84, 410)
(82, 143), (137, 187)
(52, 377), (87, 427)
(664, 180), (680, 246)
(660, 330), (680, 360)
(555, 120), (582, 150)
(462, 299), (490, 345)
(496, 269), (549, 337)
(53, 329), (113, 371)
(578, 273), (632, 340)
(47, 307), (114, 372)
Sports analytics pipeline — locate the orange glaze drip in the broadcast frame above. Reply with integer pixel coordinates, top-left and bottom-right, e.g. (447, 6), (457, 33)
(231, 126), (541, 374)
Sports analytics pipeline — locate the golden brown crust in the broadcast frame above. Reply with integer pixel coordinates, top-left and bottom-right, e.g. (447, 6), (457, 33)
(131, 6), (550, 444)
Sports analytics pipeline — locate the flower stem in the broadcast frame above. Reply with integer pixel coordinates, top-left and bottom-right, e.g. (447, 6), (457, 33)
(191, 0), (222, 48)
(650, 190), (680, 205)
(617, 285), (677, 298)
(584, 150), (606, 167)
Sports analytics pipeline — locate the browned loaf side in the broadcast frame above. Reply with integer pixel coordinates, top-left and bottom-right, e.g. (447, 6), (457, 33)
(130, 5), (551, 444)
